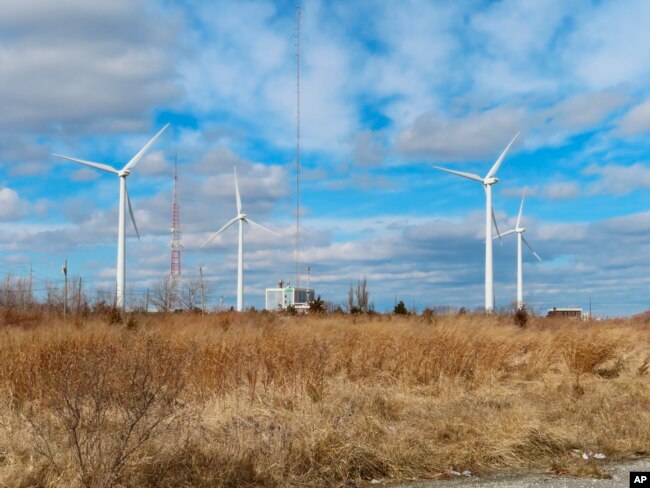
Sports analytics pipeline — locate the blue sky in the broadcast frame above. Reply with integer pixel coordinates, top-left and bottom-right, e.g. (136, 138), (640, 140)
(2, 0), (650, 315)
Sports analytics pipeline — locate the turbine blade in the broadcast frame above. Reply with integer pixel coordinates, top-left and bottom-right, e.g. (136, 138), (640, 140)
(432, 166), (483, 183)
(245, 217), (280, 236)
(492, 229), (517, 240)
(201, 216), (239, 248)
(516, 190), (526, 229)
(125, 182), (140, 241)
(122, 123), (170, 172)
(52, 154), (119, 174)
(486, 132), (520, 179)
(234, 166), (242, 214)
(492, 206), (502, 244)
(522, 235), (542, 262)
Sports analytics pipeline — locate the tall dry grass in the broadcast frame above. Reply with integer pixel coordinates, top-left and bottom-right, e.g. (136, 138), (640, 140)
(0, 312), (648, 487)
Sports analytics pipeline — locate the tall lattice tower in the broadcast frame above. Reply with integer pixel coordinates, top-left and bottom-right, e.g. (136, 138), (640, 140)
(170, 157), (182, 279)
(295, 5), (302, 290)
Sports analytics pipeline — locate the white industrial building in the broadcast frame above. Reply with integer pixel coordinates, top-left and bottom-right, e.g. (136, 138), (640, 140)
(265, 280), (314, 312)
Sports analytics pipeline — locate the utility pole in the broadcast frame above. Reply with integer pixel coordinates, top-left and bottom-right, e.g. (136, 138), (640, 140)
(199, 266), (205, 314)
(62, 260), (68, 321)
(145, 288), (150, 312)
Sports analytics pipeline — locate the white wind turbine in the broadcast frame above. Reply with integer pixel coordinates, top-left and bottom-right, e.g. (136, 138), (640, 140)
(433, 132), (519, 313)
(52, 124), (169, 310)
(202, 166), (279, 312)
(495, 192), (541, 310)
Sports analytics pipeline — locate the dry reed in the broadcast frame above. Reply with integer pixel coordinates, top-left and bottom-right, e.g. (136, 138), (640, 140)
(0, 312), (648, 487)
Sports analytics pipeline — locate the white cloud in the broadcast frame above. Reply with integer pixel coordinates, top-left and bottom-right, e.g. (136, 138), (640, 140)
(71, 168), (101, 182)
(502, 182), (580, 201)
(541, 92), (629, 132)
(465, 0), (580, 102)
(599, 210), (650, 236)
(0, 187), (26, 221)
(584, 162), (650, 195)
(397, 89), (630, 163)
(469, 0), (571, 65)
(615, 99), (650, 136)
(564, 0), (650, 90)
(137, 151), (170, 177)
(0, 0), (182, 133)
(178, 0), (358, 154)
(397, 107), (524, 161)
(543, 182), (580, 201)
(356, 0), (463, 124)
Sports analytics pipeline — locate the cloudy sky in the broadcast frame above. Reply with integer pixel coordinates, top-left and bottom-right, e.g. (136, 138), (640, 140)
(1, 0), (650, 316)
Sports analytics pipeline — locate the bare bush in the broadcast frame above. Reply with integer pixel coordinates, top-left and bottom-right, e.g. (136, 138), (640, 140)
(347, 277), (371, 313)
(13, 332), (187, 487)
(355, 276), (369, 312)
(149, 275), (178, 312)
(178, 275), (207, 311)
(514, 306), (529, 328)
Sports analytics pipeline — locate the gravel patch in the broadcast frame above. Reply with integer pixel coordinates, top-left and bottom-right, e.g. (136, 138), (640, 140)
(385, 458), (649, 488)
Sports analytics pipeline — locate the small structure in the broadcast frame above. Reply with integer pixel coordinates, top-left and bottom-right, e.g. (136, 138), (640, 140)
(547, 307), (583, 318)
(265, 279), (314, 313)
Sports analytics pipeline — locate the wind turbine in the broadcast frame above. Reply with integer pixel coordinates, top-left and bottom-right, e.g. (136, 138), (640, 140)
(52, 124), (170, 310)
(495, 192), (541, 310)
(433, 132), (519, 313)
(202, 166), (279, 312)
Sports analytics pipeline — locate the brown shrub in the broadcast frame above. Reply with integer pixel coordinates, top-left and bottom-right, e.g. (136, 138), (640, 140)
(562, 331), (617, 385)
(8, 330), (187, 487)
(0, 314), (647, 487)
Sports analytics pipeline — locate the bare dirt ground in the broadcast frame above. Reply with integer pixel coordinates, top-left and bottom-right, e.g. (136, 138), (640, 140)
(389, 458), (649, 487)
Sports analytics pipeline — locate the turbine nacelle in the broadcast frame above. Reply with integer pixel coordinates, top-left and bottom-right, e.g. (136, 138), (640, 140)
(119, 169), (131, 177)
(239, 213), (247, 220)
(483, 177), (498, 185)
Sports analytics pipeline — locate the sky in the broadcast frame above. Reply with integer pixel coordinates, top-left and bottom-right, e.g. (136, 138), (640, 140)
(1, 0), (650, 316)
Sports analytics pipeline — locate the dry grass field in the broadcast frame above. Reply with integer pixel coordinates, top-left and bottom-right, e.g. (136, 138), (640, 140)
(0, 311), (648, 487)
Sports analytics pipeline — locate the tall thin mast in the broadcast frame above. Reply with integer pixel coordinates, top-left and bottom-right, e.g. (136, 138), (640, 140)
(295, 6), (301, 290)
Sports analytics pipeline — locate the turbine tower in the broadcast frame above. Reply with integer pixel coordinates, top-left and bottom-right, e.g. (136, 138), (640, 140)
(202, 166), (279, 311)
(53, 124), (169, 309)
(170, 157), (183, 297)
(433, 132), (519, 313)
(495, 192), (541, 310)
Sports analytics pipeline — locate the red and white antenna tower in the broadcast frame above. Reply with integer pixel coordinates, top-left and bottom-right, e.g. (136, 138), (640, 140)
(170, 156), (183, 279)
